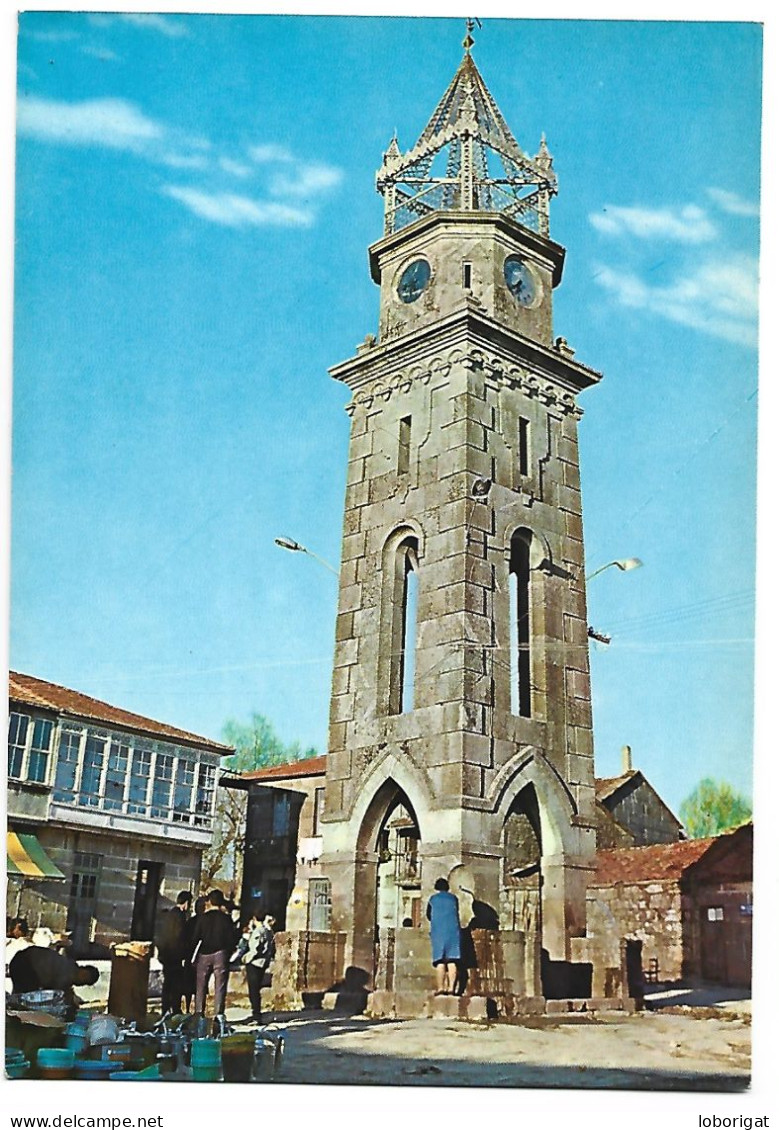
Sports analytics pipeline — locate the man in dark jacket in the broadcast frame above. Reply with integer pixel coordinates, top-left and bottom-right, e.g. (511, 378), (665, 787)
(156, 889), (192, 1015)
(9, 945), (99, 1001)
(190, 889), (238, 1017)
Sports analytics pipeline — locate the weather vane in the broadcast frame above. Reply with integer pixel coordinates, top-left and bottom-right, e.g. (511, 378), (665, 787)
(463, 17), (482, 53)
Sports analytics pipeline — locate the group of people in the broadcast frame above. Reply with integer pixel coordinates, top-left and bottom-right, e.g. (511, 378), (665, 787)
(156, 890), (276, 1022)
(9, 876), (465, 1011)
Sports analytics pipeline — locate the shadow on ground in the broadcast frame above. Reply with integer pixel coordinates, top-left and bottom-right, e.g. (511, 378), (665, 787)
(257, 1011), (749, 1093)
(644, 985), (751, 1010)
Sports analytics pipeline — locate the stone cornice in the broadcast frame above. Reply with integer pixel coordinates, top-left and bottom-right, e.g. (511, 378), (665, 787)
(330, 306), (601, 416)
(368, 210), (565, 286)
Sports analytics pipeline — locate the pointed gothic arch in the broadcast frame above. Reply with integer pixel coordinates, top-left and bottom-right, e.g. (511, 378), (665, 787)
(489, 748), (578, 857)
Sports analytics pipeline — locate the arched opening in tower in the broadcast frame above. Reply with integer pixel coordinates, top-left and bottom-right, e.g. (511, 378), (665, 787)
(375, 792), (422, 931)
(502, 783), (542, 937)
(509, 528), (532, 717)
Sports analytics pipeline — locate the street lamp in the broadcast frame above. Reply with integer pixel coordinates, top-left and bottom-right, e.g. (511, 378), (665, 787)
(586, 557), (643, 582)
(274, 536), (339, 576)
(586, 557), (643, 646)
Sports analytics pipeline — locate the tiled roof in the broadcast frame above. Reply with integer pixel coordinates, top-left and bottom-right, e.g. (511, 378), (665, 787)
(594, 771), (639, 801)
(593, 837), (716, 885)
(235, 754), (327, 782)
(9, 671), (232, 753)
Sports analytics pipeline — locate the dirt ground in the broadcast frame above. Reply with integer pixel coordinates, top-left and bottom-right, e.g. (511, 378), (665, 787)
(223, 986), (752, 1092)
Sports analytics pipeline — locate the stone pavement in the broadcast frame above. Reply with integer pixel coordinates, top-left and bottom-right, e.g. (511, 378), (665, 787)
(222, 996), (751, 1091)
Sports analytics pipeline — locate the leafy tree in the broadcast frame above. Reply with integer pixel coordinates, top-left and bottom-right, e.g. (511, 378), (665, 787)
(221, 712), (317, 773)
(679, 778), (752, 839)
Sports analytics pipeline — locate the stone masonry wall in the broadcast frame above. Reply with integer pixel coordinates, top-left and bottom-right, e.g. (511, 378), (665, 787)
(14, 826), (202, 950)
(586, 879), (684, 982)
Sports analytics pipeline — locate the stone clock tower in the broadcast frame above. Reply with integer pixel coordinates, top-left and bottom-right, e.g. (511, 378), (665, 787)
(319, 34), (602, 993)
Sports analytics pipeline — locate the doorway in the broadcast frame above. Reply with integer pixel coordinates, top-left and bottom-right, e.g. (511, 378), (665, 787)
(130, 860), (164, 941)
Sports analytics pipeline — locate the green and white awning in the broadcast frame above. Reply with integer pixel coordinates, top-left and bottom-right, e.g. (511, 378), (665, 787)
(7, 831), (66, 880)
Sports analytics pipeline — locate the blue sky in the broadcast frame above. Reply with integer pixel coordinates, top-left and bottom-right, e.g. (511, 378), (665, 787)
(8, 9), (763, 815)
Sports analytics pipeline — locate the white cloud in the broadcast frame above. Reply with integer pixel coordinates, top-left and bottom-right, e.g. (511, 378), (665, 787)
(593, 254), (758, 348)
(17, 96), (163, 150)
(26, 29), (79, 43)
(16, 94), (340, 232)
(119, 14), (190, 38)
(219, 157), (253, 178)
(248, 143), (295, 164)
(80, 45), (121, 62)
(589, 204), (717, 244)
(160, 152), (210, 171)
(270, 161), (343, 199)
(162, 187), (312, 228)
(706, 187), (760, 218)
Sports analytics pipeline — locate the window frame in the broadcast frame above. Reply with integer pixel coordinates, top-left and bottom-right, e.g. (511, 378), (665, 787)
(8, 711), (30, 780)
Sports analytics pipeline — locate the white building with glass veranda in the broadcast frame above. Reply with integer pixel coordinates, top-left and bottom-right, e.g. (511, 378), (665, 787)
(7, 671), (231, 956)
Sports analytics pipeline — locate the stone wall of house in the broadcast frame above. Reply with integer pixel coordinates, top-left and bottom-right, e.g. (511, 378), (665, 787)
(593, 800), (637, 850)
(11, 826), (201, 955)
(586, 879), (684, 982)
(608, 780), (683, 846)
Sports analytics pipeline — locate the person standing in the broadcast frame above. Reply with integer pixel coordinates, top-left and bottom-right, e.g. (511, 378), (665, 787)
(181, 895), (205, 1013)
(156, 890), (192, 1015)
(241, 910), (276, 1023)
(426, 877), (461, 995)
(190, 890), (238, 1017)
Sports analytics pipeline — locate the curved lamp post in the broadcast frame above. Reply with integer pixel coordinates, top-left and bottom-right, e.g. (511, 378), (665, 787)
(274, 536), (339, 576)
(586, 557), (643, 582)
(586, 557), (643, 646)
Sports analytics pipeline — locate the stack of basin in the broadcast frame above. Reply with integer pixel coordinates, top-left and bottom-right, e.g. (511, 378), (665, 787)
(6, 1047), (31, 1079)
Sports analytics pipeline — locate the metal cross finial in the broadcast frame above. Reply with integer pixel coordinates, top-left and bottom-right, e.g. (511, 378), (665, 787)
(463, 17), (481, 53)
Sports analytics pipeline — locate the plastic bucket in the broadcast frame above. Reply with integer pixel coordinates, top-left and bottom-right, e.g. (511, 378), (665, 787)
(37, 1048), (75, 1080)
(221, 1034), (254, 1083)
(191, 1038), (221, 1081)
(64, 1026), (89, 1054)
(190, 1038), (221, 1065)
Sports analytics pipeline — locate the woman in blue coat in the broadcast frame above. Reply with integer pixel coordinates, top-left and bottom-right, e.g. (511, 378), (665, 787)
(426, 877), (461, 995)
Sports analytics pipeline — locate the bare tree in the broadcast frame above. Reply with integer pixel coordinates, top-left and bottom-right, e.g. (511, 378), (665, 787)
(201, 784), (247, 892)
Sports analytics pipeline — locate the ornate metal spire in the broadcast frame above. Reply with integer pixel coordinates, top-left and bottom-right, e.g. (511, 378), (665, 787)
(376, 38), (556, 238)
(463, 17), (478, 54)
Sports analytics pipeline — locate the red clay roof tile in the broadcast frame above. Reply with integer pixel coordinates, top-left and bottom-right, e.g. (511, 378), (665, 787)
(9, 670), (232, 753)
(594, 837), (717, 884)
(235, 754), (327, 781)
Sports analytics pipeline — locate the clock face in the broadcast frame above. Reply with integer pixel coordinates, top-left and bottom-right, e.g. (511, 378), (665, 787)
(397, 259), (431, 304)
(504, 255), (537, 307)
